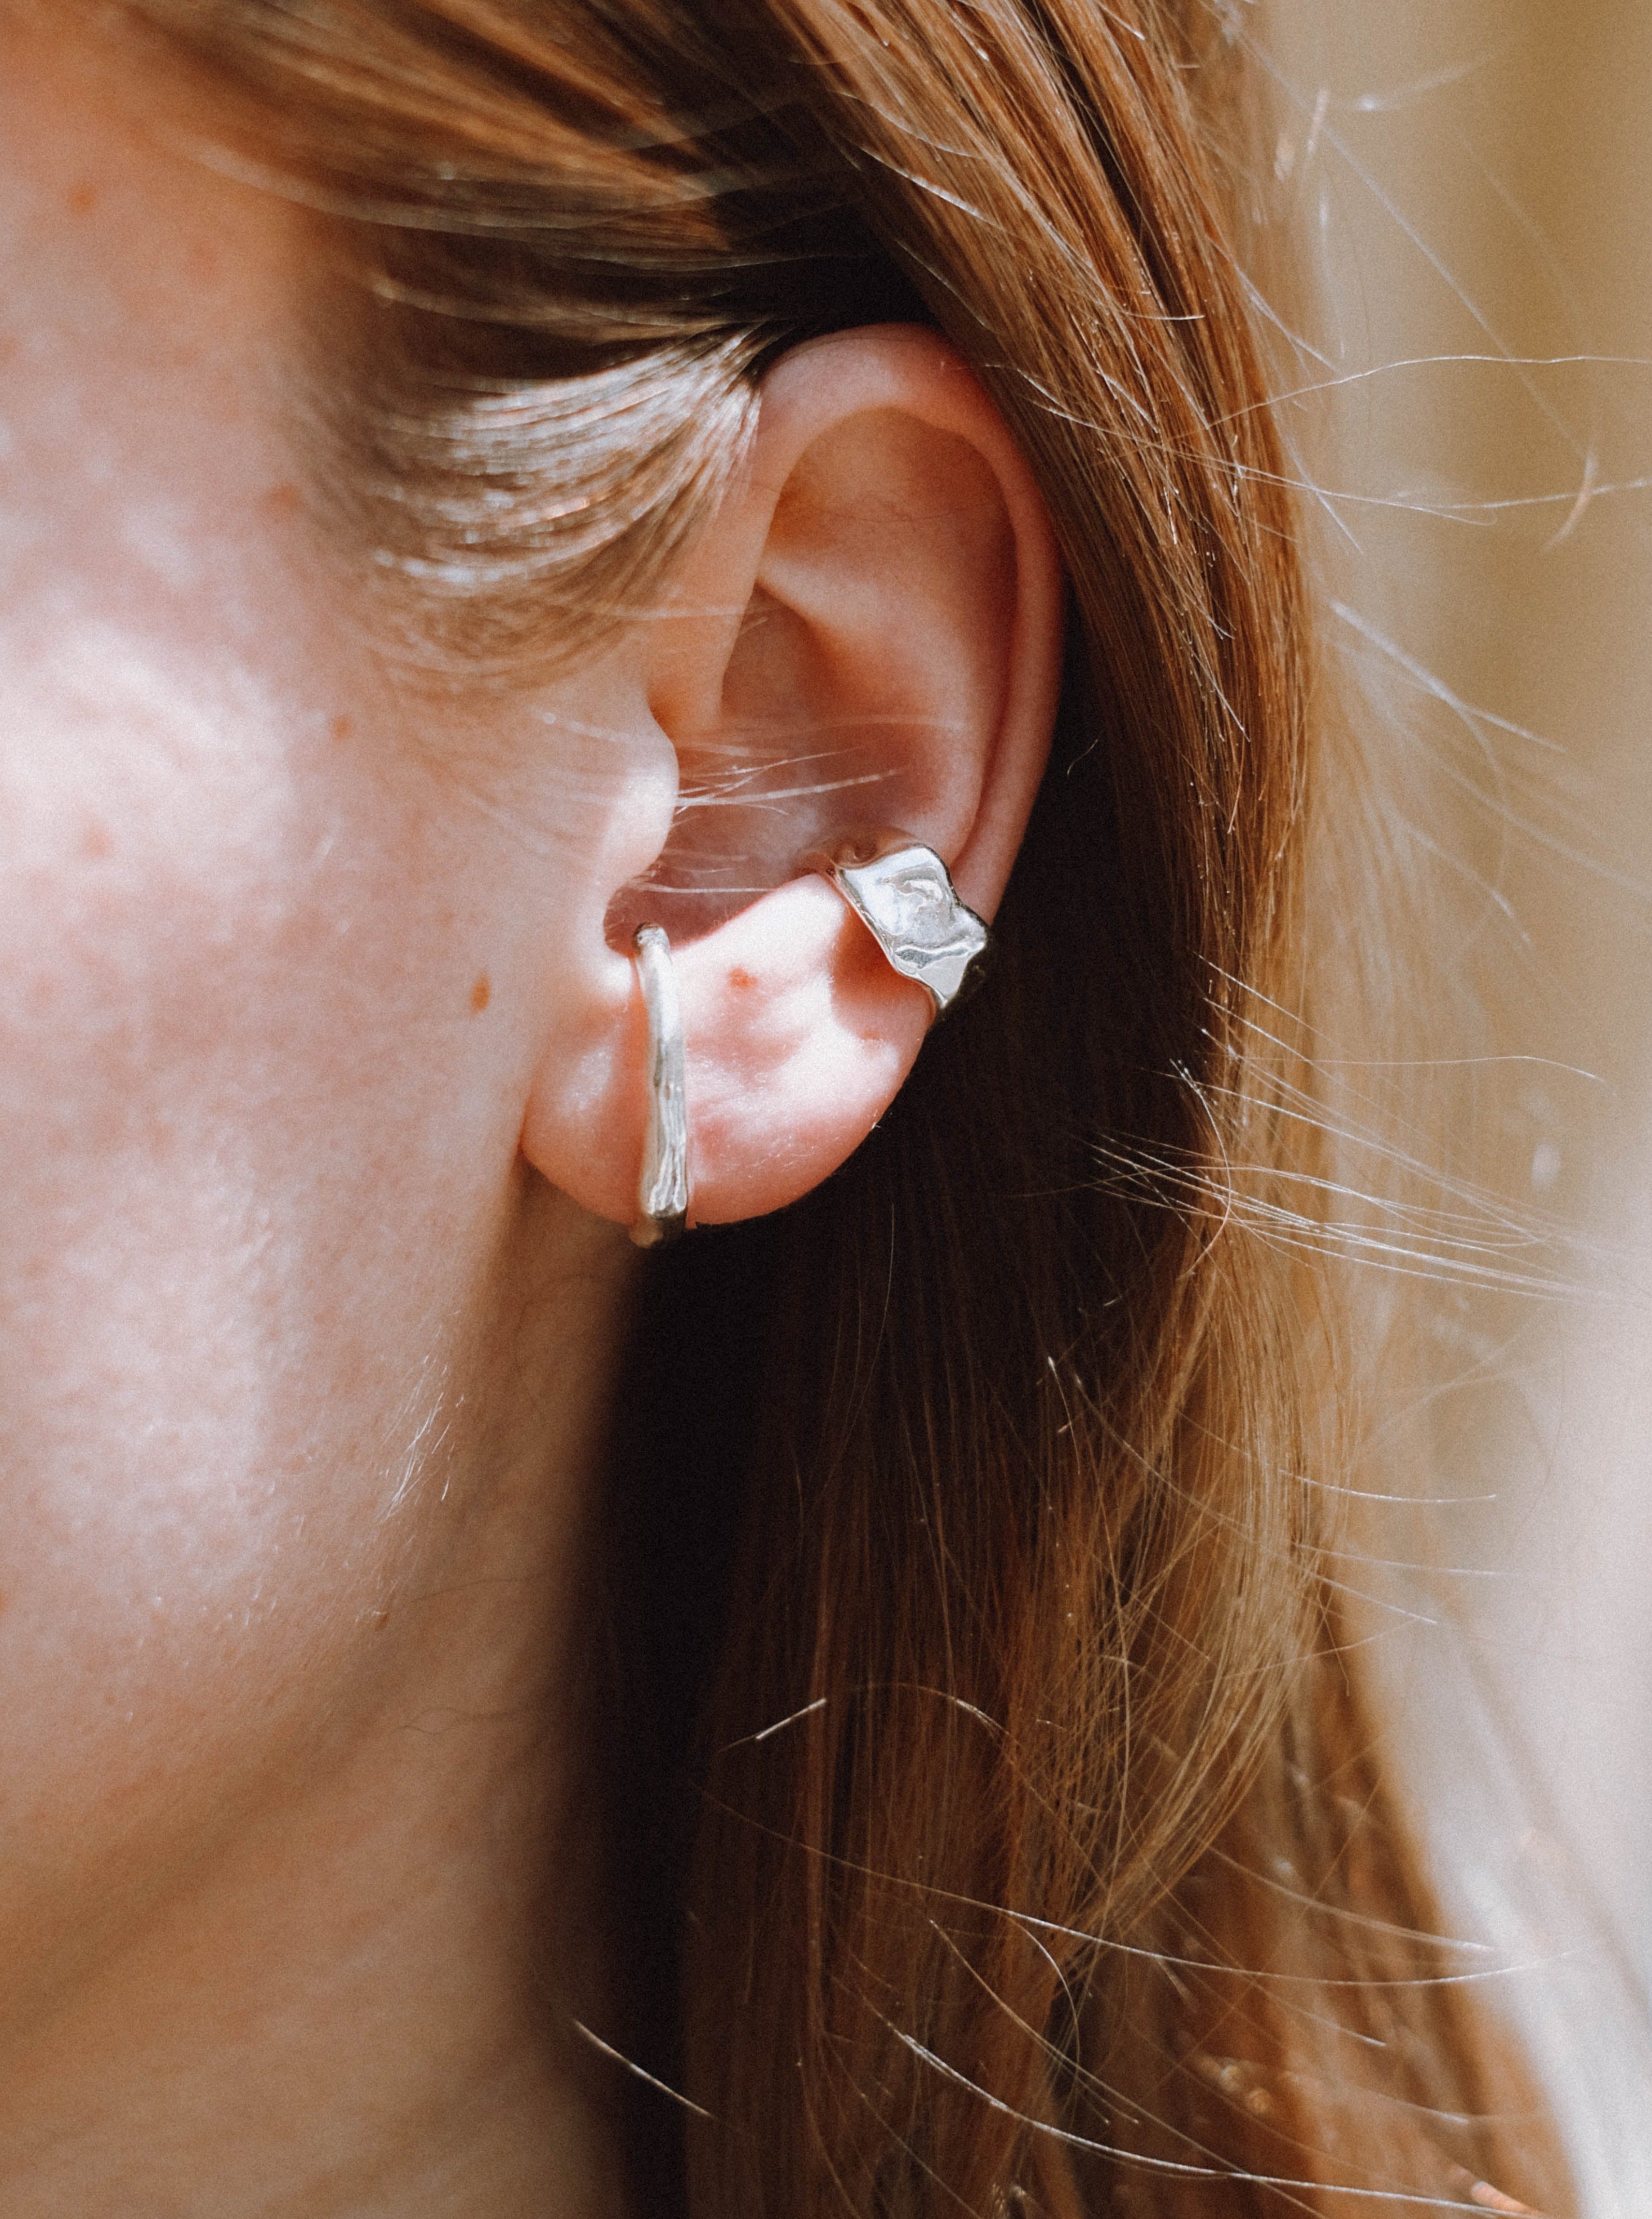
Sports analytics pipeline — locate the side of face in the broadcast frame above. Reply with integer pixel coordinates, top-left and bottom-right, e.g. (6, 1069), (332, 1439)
(0, 18), (660, 2015)
(0, 8), (1061, 2041)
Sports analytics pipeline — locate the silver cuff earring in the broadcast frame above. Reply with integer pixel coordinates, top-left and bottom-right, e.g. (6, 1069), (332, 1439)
(626, 833), (985, 1249)
(802, 828), (991, 1020)
(629, 924), (690, 1248)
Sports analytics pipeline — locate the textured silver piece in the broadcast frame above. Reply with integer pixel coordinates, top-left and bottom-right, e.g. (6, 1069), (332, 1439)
(629, 924), (689, 1248)
(803, 828), (990, 1020)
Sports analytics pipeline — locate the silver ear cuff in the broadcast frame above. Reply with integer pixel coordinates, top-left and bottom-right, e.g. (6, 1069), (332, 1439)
(629, 924), (690, 1248)
(802, 828), (990, 1020)
(626, 833), (986, 1248)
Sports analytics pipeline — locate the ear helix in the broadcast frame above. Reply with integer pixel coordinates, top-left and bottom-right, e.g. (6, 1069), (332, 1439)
(625, 830), (991, 1245)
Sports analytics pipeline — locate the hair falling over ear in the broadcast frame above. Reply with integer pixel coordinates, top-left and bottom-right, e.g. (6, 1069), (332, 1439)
(118, 0), (1570, 2211)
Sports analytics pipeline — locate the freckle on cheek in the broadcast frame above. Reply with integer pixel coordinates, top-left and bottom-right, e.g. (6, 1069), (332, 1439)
(262, 482), (303, 520)
(82, 823), (113, 861)
(330, 714), (353, 743)
(728, 967), (758, 992)
(67, 182), (97, 217)
(470, 973), (491, 1015)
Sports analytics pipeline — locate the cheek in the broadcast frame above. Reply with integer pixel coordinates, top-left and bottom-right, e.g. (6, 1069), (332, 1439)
(0, 615), (515, 1902)
(0, 20), (653, 2004)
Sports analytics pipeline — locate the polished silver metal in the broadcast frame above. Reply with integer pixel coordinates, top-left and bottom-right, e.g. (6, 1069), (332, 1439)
(629, 924), (689, 1248)
(802, 828), (990, 1020)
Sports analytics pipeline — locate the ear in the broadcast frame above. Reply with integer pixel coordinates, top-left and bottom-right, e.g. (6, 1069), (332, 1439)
(521, 324), (1063, 1227)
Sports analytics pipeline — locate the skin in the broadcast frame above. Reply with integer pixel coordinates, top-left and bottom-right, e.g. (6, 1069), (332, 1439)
(0, 15), (1061, 2216)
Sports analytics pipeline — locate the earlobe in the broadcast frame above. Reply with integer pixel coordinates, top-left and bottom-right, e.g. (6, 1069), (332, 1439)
(665, 869), (937, 1225)
(522, 323), (1063, 1232)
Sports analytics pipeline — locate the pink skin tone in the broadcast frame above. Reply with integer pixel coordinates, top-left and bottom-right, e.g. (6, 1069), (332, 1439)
(0, 15), (1060, 2217)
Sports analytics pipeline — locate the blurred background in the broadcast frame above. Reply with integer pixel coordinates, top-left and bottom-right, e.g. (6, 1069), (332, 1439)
(1259, 0), (1652, 2175)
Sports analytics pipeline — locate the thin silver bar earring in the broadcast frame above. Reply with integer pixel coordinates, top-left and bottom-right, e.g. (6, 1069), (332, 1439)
(802, 828), (991, 1020)
(630, 924), (689, 1248)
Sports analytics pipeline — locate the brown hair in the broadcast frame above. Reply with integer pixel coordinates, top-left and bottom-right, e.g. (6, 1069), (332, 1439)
(116, 1), (1569, 2211)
